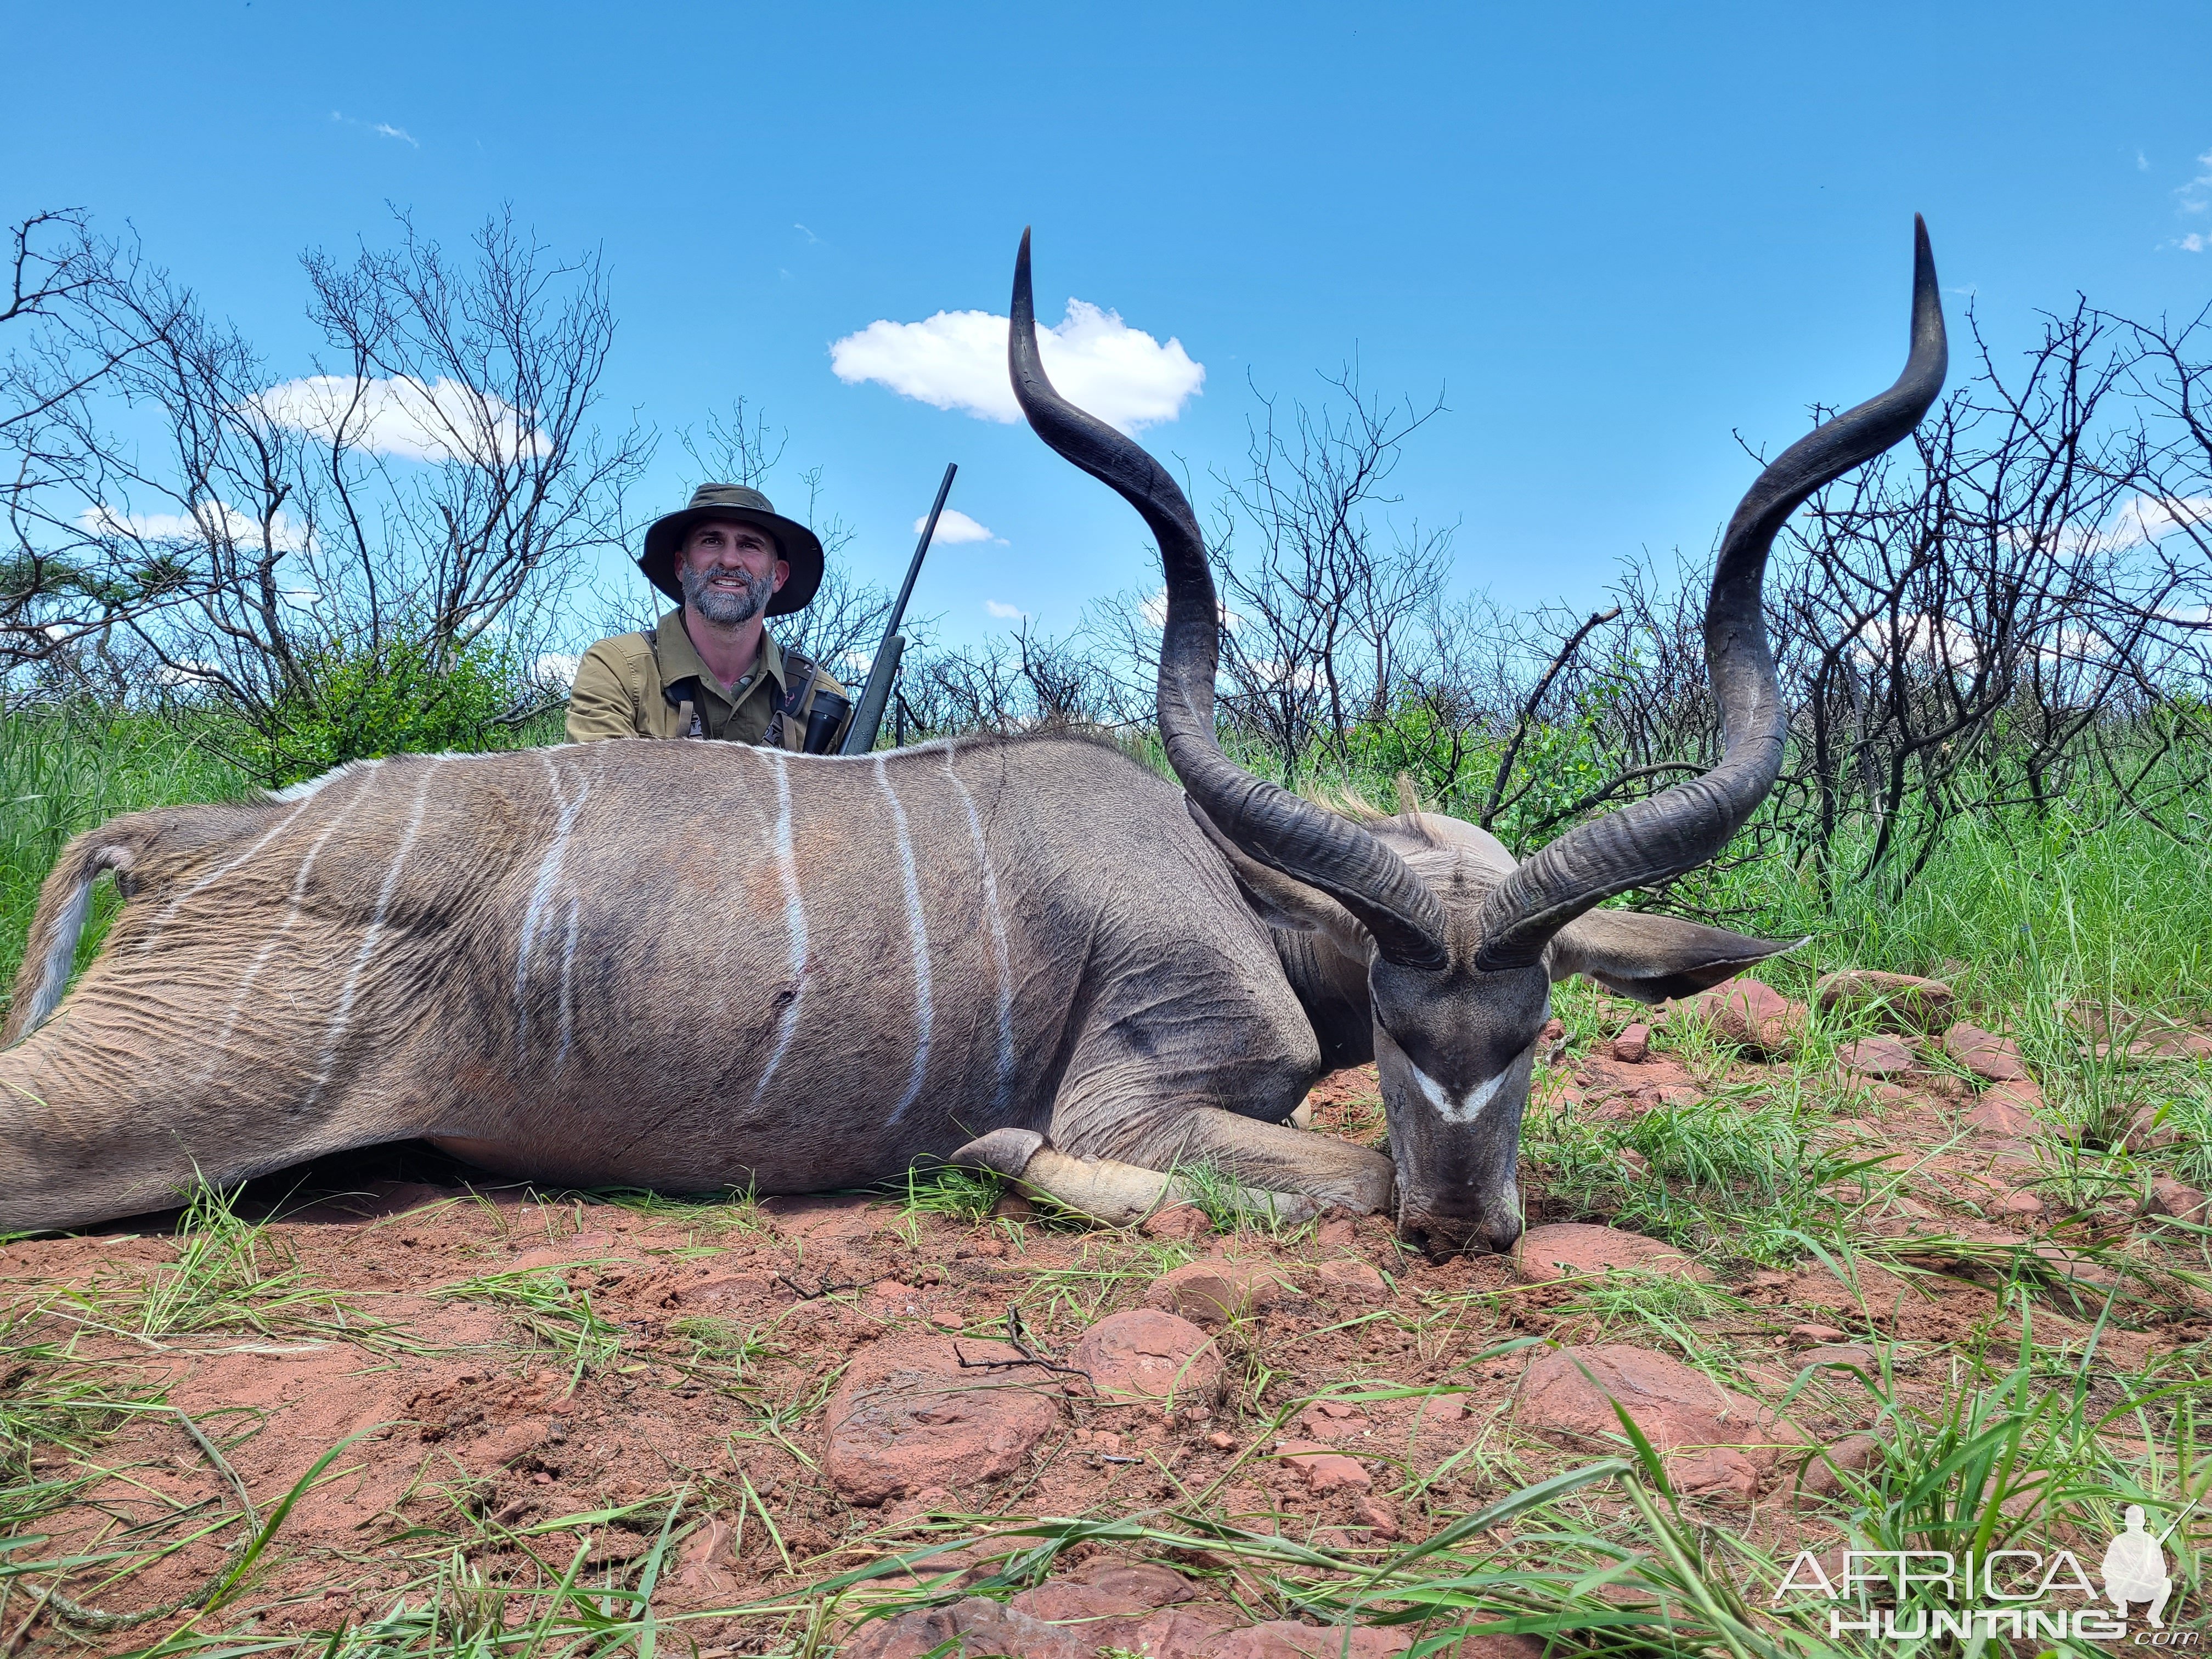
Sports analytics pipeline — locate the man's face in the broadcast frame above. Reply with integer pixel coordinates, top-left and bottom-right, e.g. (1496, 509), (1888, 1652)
(678, 518), (787, 627)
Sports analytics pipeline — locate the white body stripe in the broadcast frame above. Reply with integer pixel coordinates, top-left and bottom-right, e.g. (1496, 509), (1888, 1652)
(137, 788), (333, 955)
(198, 769), (380, 1072)
(944, 752), (1015, 1113)
(515, 753), (591, 1038)
(304, 759), (443, 1105)
(751, 751), (810, 1104)
(876, 755), (933, 1124)
(1412, 1064), (1509, 1126)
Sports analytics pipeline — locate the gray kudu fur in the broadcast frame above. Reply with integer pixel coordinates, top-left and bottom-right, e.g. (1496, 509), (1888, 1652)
(0, 224), (1946, 1253)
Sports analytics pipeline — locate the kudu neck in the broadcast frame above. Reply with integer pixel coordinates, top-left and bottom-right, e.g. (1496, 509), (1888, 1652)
(1272, 928), (1374, 1072)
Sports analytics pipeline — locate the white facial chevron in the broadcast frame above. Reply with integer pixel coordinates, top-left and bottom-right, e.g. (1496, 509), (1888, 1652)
(1410, 1064), (1509, 1126)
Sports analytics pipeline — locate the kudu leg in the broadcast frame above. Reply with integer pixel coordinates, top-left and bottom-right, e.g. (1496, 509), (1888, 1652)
(947, 1127), (1327, 1229)
(1125, 1107), (1395, 1216)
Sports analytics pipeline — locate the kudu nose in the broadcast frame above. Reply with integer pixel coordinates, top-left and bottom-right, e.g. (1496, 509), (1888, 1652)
(1398, 1206), (1523, 1262)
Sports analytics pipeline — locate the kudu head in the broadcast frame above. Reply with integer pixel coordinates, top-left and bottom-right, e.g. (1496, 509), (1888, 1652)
(1009, 222), (1948, 1257)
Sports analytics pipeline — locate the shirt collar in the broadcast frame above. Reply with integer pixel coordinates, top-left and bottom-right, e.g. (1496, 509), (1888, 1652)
(657, 608), (788, 701)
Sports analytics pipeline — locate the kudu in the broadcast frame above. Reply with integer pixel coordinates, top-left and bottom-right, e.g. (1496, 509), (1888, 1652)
(0, 224), (1945, 1254)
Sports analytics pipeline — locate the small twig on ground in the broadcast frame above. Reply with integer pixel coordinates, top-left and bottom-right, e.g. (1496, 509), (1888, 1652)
(952, 1305), (1093, 1384)
(776, 1273), (867, 1301)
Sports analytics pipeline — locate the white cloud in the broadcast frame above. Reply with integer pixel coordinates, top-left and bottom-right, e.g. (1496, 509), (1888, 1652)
(2172, 149), (2212, 249)
(831, 298), (1204, 433)
(80, 501), (308, 552)
(330, 110), (419, 148)
(917, 508), (1001, 545)
(251, 375), (543, 464)
(984, 600), (1028, 620)
(2104, 494), (2212, 548)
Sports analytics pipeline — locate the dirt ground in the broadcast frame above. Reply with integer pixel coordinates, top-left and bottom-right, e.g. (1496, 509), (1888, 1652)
(5, 1003), (2210, 1657)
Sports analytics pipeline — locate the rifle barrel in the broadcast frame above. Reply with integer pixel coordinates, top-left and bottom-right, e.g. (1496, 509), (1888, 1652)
(839, 461), (955, 755)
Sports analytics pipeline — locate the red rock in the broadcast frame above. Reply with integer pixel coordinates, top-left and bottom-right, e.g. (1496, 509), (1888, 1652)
(674, 1514), (734, 1593)
(1541, 1017), (1566, 1042)
(1006, 1581), (1142, 1624)
(1814, 970), (1955, 1032)
(1308, 1257), (1388, 1296)
(1414, 1393), (1470, 1431)
(1612, 1023), (1651, 1063)
(1997, 1189), (2044, 1218)
(1313, 1214), (1357, 1248)
(1666, 1446), (1761, 1500)
(1275, 1439), (1372, 1492)
(1683, 977), (1803, 1058)
(853, 1567), (1210, 1658)
(1150, 1260), (1286, 1323)
(824, 1339), (1060, 1507)
(1081, 1563), (1199, 1607)
(1120, 1604), (1245, 1658)
(1617, 1147), (1652, 1180)
(1943, 1024), (2029, 1082)
(1218, 1623), (1411, 1659)
(1294, 1401), (1370, 1439)
(1965, 1089), (2036, 1137)
(1011, 1564), (1199, 1628)
(1514, 1222), (1710, 1284)
(1439, 1640), (1549, 1659)
(1206, 1430), (1238, 1449)
(1351, 1496), (1401, 1538)
(839, 1598), (1092, 1659)
(1837, 1036), (1914, 1079)
(1795, 1431), (1883, 1503)
(1143, 1203), (1212, 1241)
(1070, 1310), (1223, 1404)
(1513, 1344), (1793, 1497)
(2149, 1177), (2209, 1223)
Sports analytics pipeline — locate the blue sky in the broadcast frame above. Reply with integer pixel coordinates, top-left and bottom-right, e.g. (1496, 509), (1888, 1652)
(9, 1), (2211, 648)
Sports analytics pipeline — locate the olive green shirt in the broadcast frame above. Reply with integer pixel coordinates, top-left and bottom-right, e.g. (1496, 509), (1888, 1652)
(564, 609), (849, 748)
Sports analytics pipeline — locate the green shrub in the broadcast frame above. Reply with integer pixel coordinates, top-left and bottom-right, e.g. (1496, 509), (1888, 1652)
(237, 633), (540, 787)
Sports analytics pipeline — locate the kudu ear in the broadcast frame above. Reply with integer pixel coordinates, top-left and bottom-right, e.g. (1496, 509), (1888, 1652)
(1546, 909), (1806, 1005)
(1186, 799), (1373, 958)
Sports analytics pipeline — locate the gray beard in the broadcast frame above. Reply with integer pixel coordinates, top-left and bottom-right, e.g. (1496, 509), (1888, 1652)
(682, 563), (774, 627)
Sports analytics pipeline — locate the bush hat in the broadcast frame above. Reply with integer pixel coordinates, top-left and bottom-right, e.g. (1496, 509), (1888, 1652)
(637, 484), (824, 616)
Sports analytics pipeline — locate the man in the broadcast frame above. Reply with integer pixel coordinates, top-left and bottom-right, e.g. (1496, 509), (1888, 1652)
(566, 483), (853, 751)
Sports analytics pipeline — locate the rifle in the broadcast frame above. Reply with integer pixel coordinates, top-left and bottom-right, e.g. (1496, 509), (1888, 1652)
(839, 461), (956, 755)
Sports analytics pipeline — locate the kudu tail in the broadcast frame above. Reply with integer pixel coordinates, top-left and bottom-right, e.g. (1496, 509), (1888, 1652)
(3, 831), (144, 1046)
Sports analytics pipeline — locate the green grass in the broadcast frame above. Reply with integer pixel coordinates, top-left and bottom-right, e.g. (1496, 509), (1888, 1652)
(431, 1266), (625, 1392)
(0, 709), (250, 1021)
